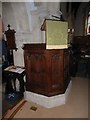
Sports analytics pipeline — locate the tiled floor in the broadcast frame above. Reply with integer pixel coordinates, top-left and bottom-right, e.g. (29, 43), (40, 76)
(3, 76), (88, 118)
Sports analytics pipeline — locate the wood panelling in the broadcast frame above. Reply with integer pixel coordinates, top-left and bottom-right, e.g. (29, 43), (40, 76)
(23, 44), (70, 97)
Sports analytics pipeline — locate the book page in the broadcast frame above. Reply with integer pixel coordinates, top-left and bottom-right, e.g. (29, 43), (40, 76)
(4, 66), (25, 74)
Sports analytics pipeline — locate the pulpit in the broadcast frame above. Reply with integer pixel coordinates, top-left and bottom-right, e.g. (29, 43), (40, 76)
(23, 19), (70, 97)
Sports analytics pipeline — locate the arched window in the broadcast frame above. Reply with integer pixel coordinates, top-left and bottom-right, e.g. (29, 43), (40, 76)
(87, 11), (90, 35)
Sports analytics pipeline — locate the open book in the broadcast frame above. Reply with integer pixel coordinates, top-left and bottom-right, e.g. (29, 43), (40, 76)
(4, 66), (25, 74)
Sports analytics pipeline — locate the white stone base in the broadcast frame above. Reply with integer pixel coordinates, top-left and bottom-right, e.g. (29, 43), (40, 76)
(24, 80), (72, 108)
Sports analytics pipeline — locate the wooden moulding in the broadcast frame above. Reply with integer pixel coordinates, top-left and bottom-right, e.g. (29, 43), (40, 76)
(22, 43), (46, 50)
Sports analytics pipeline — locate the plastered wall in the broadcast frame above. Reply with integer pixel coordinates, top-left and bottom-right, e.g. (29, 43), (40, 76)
(2, 2), (60, 66)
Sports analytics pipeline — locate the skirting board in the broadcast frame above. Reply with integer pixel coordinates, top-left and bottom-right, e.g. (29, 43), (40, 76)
(24, 80), (72, 108)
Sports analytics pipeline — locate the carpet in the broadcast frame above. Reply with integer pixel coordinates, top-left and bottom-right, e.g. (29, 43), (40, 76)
(2, 99), (27, 119)
(2, 92), (23, 116)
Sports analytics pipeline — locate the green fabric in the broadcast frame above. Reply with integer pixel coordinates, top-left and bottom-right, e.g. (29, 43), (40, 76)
(46, 20), (68, 45)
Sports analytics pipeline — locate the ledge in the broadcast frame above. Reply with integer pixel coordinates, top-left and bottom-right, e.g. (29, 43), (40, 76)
(24, 80), (72, 108)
